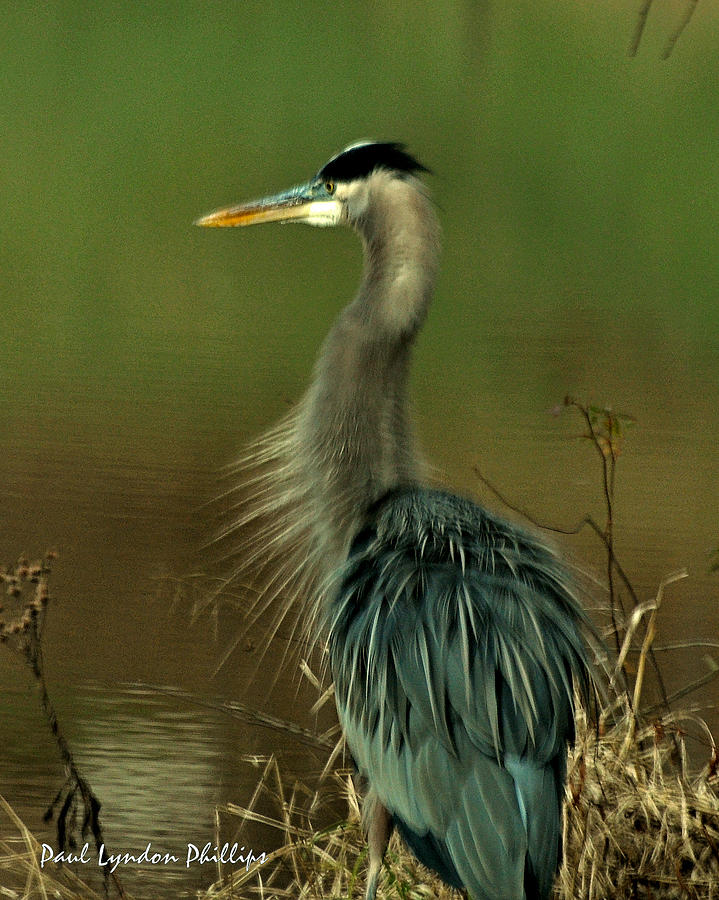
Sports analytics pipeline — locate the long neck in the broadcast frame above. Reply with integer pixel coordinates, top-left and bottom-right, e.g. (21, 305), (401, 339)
(297, 176), (440, 567)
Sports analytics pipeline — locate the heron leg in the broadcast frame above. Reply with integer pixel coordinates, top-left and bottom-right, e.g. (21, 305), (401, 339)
(362, 788), (392, 900)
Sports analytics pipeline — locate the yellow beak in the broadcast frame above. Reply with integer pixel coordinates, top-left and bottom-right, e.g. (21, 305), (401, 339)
(195, 183), (342, 229)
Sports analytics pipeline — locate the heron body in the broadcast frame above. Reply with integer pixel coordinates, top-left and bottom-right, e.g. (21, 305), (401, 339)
(197, 142), (594, 900)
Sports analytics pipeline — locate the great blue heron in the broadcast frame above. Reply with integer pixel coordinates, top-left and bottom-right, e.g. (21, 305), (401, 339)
(196, 141), (595, 900)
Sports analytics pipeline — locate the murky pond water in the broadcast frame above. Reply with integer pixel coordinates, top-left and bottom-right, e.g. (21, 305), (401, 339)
(2, 683), (253, 896)
(2, 3), (719, 897)
(0, 435), (332, 898)
(1, 341), (716, 897)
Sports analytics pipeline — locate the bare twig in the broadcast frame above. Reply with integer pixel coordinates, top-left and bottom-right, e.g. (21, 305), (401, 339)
(630, 0), (700, 58)
(564, 398), (625, 657)
(129, 680), (334, 751)
(663, 0), (700, 59)
(629, 0), (656, 56)
(1, 554), (127, 900)
(643, 656), (719, 717)
(475, 399), (687, 730)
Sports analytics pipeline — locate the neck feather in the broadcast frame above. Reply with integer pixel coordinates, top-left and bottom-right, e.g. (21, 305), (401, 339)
(212, 176), (440, 659)
(296, 176), (440, 567)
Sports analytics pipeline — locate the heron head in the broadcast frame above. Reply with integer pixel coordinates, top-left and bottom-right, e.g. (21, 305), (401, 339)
(194, 140), (428, 231)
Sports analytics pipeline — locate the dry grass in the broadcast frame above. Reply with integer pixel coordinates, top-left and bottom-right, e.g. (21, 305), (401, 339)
(198, 754), (457, 900)
(2, 682), (718, 900)
(562, 702), (719, 899)
(556, 572), (719, 898)
(2, 572), (718, 899)
(195, 707), (719, 900)
(0, 795), (106, 900)
(192, 573), (719, 899)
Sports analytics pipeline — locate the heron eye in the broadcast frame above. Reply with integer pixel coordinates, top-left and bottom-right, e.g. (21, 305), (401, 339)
(325, 181), (335, 194)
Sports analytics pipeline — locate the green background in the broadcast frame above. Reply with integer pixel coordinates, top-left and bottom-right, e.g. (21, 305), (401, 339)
(1, 4), (717, 894)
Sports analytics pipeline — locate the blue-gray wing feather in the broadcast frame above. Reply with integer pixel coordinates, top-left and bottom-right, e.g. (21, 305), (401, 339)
(328, 488), (594, 900)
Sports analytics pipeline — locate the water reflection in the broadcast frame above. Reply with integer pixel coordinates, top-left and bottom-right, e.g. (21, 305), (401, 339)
(0, 681), (271, 897)
(75, 686), (223, 872)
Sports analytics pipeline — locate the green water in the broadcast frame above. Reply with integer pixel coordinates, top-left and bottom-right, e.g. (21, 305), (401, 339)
(1, 4), (717, 896)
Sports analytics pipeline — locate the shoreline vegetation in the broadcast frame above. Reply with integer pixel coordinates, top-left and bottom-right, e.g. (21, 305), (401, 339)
(2, 400), (718, 897)
(2, 653), (718, 898)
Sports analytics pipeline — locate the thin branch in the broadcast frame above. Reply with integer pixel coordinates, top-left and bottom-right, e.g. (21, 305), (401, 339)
(643, 640), (719, 653)
(475, 397), (682, 729)
(565, 399), (622, 657)
(629, 0), (699, 59)
(643, 656), (719, 717)
(663, 0), (700, 59)
(629, 0), (656, 57)
(1, 555), (127, 899)
(130, 681), (334, 751)
(472, 465), (639, 612)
